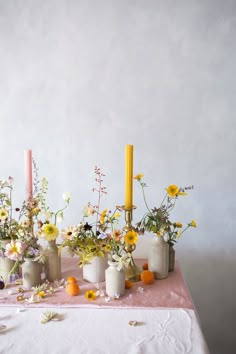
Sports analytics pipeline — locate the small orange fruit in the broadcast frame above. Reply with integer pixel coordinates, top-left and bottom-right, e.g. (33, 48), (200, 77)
(66, 282), (80, 296)
(141, 270), (154, 285)
(125, 280), (133, 289)
(142, 263), (148, 270)
(66, 276), (77, 284)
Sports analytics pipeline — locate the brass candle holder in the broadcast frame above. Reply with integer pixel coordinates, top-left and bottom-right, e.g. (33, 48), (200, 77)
(123, 206), (142, 282)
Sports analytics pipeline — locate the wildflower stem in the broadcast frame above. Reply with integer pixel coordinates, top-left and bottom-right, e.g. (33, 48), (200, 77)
(4, 259), (19, 289)
(141, 183), (152, 214)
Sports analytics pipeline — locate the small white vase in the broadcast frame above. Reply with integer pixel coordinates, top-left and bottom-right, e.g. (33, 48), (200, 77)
(83, 256), (108, 283)
(0, 239), (15, 282)
(105, 260), (125, 298)
(45, 240), (61, 282)
(148, 236), (169, 279)
(22, 258), (42, 289)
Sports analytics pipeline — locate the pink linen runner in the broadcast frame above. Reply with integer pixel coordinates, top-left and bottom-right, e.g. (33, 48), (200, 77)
(0, 258), (194, 309)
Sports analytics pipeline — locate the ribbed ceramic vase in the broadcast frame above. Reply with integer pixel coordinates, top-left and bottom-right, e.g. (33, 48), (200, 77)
(148, 236), (169, 279)
(83, 255), (108, 283)
(22, 258), (42, 289)
(105, 260), (125, 298)
(0, 239), (15, 282)
(45, 240), (61, 282)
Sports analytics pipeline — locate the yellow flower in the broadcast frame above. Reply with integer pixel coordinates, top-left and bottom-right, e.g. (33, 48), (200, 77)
(99, 209), (107, 225)
(113, 212), (120, 219)
(32, 207), (40, 215)
(0, 208), (8, 220)
(124, 230), (138, 245)
(177, 191), (188, 196)
(133, 173), (144, 181)
(104, 244), (111, 252)
(166, 184), (179, 197)
(174, 222), (182, 228)
(41, 223), (59, 241)
(189, 220), (197, 228)
(175, 231), (181, 239)
(156, 228), (165, 237)
(36, 291), (45, 298)
(85, 290), (96, 301)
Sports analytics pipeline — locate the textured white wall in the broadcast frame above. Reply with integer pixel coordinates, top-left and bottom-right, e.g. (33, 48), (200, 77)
(1, 1), (236, 353)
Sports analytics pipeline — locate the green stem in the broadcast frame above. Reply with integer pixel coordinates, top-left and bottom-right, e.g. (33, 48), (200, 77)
(54, 202), (69, 225)
(141, 183), (152, 214)
(4, 259), (19, 289)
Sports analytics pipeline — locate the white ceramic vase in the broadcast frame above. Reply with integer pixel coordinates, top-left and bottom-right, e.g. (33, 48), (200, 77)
(22, 258), (42, 289)
(105, 260), (125, 298)
(45, 240), (61, 282)
(0, 239), (15, 282)
(148, 236), (169, 279)
(83, 255), (108, 283)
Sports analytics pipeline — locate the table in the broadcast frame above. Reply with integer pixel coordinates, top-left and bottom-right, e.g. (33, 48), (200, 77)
(0, 258), (209, 354)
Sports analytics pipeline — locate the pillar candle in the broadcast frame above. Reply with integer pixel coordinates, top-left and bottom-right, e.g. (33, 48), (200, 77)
(24, 149), (33, 202)
(124, 144), (133, 210)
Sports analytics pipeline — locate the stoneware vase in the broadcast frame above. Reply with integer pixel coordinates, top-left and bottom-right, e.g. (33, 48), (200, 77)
(83, 255), (108, 283)
(22, 258), (42, 289)
(168, 244), (175, 272)
(0, 239), (15, 283)
(45, 240), (61, 282)
(148, 236), (169, 279)
(105, 260), (125, 298)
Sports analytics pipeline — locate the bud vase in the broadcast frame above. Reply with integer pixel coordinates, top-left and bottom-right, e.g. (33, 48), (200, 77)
(45, 240), (61, 282)
(83, 255), (108, 283)
(0, 239), (16, 283)
(105, 260), (125, 298)
(168, 244), (175, 272)
(22, 258), (42, 289)
(148, 236), (169, 279)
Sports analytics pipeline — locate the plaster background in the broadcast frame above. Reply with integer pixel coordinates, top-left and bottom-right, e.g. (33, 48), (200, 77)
(1, 1), (236, 352)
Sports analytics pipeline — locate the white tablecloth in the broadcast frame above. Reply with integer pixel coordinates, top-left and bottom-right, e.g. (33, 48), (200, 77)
(0, 306), (209, 354)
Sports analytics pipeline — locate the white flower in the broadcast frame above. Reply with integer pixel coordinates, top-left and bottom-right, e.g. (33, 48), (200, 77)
(43, 211), (52, 220)
(112, 253), (132, 271)
(61, 225), (78, 240)
(62, 192), (71, 203)
(97, 232), (108, 240)
(4, 240), (26, 261)
(56, 211), (64, 224)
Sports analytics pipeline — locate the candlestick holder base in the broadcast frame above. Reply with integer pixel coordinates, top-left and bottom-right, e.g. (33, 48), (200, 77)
(123, 207), (142, 282)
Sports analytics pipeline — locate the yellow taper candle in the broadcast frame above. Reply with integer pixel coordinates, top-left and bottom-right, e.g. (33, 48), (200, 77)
(124, 144), (133, 210)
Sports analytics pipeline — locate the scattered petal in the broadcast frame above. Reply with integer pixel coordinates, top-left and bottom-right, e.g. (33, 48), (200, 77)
(128, 320), (138, 326)
(41, 311), (60, 324)
(17, 295), (24, 301)
(137, 287), (144, 293)
(16, 308), (26, 313)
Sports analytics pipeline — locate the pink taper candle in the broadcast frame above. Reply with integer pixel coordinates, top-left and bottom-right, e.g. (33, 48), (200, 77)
(24, 149), (33, 202)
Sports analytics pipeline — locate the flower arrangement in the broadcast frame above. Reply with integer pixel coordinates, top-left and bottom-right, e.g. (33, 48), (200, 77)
(60, 167), (120, 265)
(0, 162), (70, 286)
(35, 177), (71, 242)
(134, 174), (196, 246)
(60, 166), (135, 270)
(0, 177), (23, 242)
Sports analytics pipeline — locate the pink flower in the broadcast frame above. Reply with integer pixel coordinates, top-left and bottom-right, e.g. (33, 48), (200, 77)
(4, 240), (26, 261)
